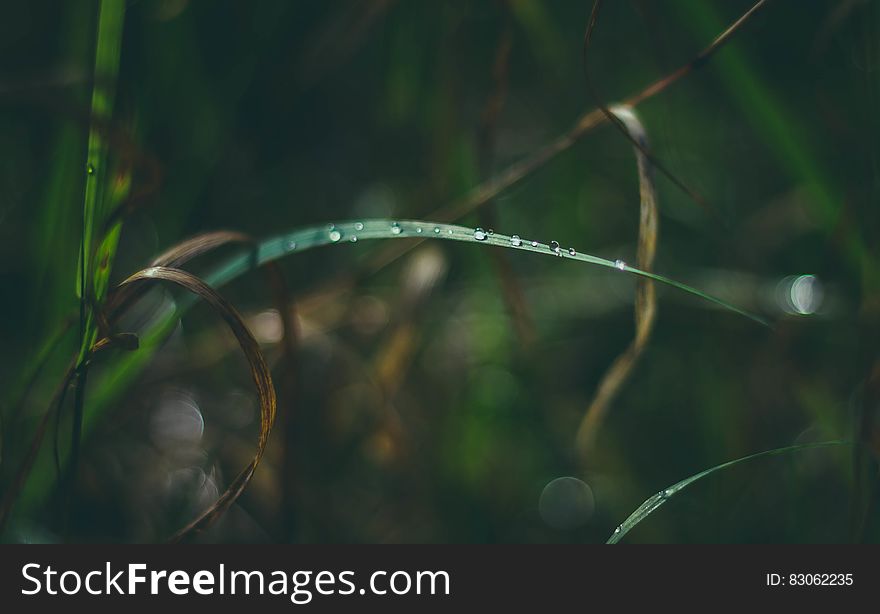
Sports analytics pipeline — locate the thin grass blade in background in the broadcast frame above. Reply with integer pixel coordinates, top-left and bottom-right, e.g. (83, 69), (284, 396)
(576, 106), (658, 455)
(607, 440), (849, 544)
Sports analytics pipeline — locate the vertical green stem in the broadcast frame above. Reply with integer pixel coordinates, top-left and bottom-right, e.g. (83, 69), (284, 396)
(78, 0), (126, 363)
(70, 0), (126, 533)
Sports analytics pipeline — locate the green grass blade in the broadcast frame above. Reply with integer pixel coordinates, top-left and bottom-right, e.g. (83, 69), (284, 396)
(18, 218), (769, 516)
(103, 218), (770, 410)
(67, 0), (126, 531)
(77, 0), (126, 362)
(607, 440), (849, 544)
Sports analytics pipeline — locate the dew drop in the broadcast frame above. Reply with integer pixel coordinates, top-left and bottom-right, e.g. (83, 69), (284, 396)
(447, 229), (453, 235)
(349, 236), (358, 243)
(531, 240), (538, 247)
(416, 227), (422, 233)
(550, 240), (561, 256)
(286, 240), (297, 251)
(487, 229), (494, 235)
(433, 227), (441, 234)
(473, 227), (488, 241)
(329, 229), (342, 242)
(510, 235), (522, 247)
(663, 489), (673, 498)
(614, 526), (621, 534)
(86, 163), (95, 175)
(568, 247), (576, 256)
(354, 222), (364, 231)
(390, 222), (402, 235)
(614, 259), (626, 270)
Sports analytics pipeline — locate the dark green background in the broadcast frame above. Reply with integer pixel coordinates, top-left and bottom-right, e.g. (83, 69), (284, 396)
(1, 0), (877, 543)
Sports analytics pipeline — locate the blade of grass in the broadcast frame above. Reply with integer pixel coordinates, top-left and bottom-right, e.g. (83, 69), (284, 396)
(77, 0), (126, 358)
(607, 440), (849, 544)
(105, 219), (772, 413)
(6, 233), (290, 533)
(112, 267), (276, 542)
(14, 217), (770, 519)
(94, 218), (769, 418)
(576, 105), (659, 454)
(67, 0), (126, 534)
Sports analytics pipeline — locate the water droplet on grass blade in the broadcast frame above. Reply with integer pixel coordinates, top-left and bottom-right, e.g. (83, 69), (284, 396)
(286, 240), (296, 251)
(391, 222), (402, 235)
(354, 222), (364, 231)
(349, 236), (358, 242)
(614, 259), (626, 270)
(86, 163), (95, 175)
(328, 229), (342, 242)
(473, 228), (488, 241)
(568, 247), (576, 256)
(433, 227), (441, 234)
(550, 241), (561, 256)
(510, 235), (522, 247)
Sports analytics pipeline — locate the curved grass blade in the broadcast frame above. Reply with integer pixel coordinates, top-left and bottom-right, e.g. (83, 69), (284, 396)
(19, 218), (769, 520)
(112, 267), (276, 542)
(577, 105), (659, 454)
(8, 233), (292, 536)
(107, 230), (252, 317)
(607, 440), (849, 544)
(99, 218), (769, 425)
(203, 220), (769, 326)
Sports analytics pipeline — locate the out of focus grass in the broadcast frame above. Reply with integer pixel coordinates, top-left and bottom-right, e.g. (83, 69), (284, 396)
(0, 0), (877, 543)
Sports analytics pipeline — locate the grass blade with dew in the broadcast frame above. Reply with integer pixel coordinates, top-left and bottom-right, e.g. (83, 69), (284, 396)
(107, 218), (772, 411)
(17, 218), (770, 520)
(109, 218), (770, 420)
(607, 440), (849, 544)
(77, 0), (126, 359)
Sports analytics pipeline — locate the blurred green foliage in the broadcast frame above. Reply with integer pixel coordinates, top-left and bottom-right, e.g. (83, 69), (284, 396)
(0, 0), (878, 543)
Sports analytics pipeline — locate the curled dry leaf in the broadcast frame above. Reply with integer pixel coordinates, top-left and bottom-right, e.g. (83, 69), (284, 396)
(106, 230), (252, 317)
(113, 266), (276, 542)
